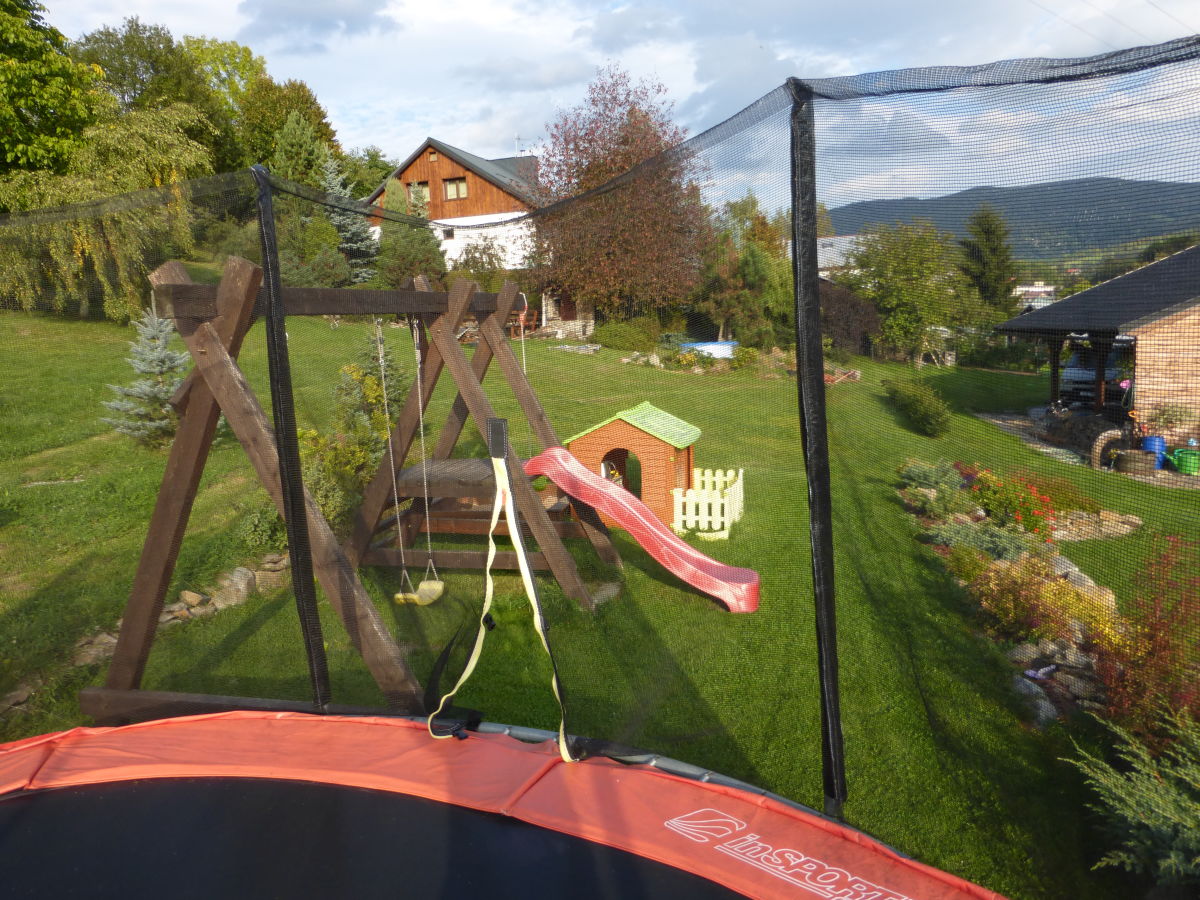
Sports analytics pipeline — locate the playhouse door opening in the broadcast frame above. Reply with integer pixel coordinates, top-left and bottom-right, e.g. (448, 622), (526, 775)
(600, 449), (642, 498)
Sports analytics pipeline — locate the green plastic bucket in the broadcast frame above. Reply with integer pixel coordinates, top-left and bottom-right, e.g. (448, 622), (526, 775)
(1170, 449), (1200, 475)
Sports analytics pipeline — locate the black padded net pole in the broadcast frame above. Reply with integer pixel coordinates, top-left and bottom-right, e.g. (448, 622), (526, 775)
(789, 80), (848, 818)
(251, 165), (332, 711)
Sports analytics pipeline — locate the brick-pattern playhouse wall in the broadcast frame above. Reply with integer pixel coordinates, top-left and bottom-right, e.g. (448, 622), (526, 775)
(567, 419), (693, 528)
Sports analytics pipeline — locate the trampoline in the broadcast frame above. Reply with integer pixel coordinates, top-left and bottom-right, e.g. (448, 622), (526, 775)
(0, 712), (1002, 899)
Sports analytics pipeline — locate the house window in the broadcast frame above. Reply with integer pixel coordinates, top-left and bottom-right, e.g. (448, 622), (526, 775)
(444, 177), (468, 201)
(407, 181), (429, 206)
(429, 150), (438, 161)
(442, 228), (455, 240)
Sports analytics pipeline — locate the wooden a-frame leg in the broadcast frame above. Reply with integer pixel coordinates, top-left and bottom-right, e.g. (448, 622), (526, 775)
(477, 310), (620, 569)
(105, 258), (261, 692)
(183, 321), (423, 709)
(425, 304), (594, 610)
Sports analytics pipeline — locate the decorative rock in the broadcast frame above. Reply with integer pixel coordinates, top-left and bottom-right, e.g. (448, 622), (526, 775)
(259, 555), (290, 573)
(647, 353), (661, 368)
(1059, 644), (1092, 671)
(1013, 675), (1059, 726)
(160, 617), (183, 629)
(72, 644), (111, 666)
(219, 567), (257, 596)
(180, 590), (208, 607)
(189, 603), (217, 618)
(1036, 637), (1059, 658)
(211, 590), (246, 610)
(1050, 555), (1081, 578)
(164, 601), (187, 615)
(590, 583), (621, 604)
(1065, 570), (1096, 590)
(2, 685), (32, 713)
(913, 487), (938, 504)
(1055, 672), (1103, 701)
(254, 569), (290, 592)
(1068, 619), (1088, 646)
(93, 632), (118, 647)
(158, 611), (178, 624)
(1006, 643), (1041, 666)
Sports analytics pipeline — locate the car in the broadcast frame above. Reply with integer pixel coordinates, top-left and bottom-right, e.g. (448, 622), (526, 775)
(1059, 336), (1134, 408)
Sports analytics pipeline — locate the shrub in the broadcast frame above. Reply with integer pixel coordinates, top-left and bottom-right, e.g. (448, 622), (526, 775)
(881, 379), (951, 437)
(926, 521), (1032, 561)
(945, 546), (990, 583)
(730, 345), (759, 370)
(972, 469), (1056, 539)
(1095, 535), (1200, 737)
(1070, 709), (1200, 887)
(627, 315), (662, 343)
(238, 505), (287, 553)
(593, 321), (656, 353)
(969, 555), (1123, 647)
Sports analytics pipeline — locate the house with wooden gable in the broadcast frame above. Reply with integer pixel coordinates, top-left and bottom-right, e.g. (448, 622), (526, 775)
(368, 137), (596, 337)
(366, 138), (538, 270)
(996, 243), (1200, 442)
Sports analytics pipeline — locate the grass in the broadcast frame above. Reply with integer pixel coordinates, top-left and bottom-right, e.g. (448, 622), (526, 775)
(4, 310), (1196, 898)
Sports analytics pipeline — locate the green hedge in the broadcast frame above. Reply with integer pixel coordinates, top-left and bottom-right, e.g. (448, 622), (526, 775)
(882, 378), (951, 437)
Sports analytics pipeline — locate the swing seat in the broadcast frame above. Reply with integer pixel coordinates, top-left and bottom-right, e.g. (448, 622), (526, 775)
(415, 580), (444, 604)
(393, 591), (421, 604)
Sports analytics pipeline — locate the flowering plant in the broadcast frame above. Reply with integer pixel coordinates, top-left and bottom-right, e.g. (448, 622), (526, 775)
(971, 469), (1055, 540)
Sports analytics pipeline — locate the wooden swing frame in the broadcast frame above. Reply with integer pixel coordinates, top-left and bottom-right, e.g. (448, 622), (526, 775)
(81, 256), (618, 725)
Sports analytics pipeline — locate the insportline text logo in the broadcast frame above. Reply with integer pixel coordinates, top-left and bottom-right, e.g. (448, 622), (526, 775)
(665, 808), (914, 900)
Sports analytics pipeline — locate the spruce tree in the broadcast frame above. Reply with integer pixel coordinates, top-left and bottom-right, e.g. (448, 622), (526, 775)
(373, 178), (446, 287)
(958, 204), (1017, 317)
(269, 110), (327, 188)
(321, 153), (377, 283)
(102, 309), (190, 447)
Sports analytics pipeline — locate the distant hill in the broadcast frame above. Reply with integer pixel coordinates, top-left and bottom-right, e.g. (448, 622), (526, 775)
(828, 177), (1200, 259)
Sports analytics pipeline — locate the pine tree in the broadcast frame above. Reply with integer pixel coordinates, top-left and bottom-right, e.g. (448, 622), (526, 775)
(321, 154), (376, 283)
(102, 309), (190, 446)
(958, 204), (1017, 318)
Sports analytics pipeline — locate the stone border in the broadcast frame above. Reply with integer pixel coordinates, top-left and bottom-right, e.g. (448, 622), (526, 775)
(1, 553), (292, 718)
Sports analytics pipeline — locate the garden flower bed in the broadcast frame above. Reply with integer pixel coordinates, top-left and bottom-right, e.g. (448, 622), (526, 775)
(896, 459), (1200, 734)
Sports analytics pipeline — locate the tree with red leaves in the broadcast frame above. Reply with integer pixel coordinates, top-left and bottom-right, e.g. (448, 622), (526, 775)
(529, 65), (706, 317)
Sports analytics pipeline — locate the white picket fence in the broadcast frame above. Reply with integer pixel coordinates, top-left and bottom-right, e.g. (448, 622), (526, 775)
(671, 468), (744, 540)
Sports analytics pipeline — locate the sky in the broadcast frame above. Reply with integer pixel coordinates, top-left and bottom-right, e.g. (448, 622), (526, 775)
(41, 0), (1200, 204)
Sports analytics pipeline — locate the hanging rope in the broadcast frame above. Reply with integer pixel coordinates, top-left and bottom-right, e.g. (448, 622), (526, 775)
(373, 319), (417, 599)
(410, 319), (442, 596)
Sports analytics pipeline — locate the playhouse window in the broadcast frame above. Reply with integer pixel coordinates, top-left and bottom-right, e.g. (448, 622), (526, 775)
(444, 178), (468, 200)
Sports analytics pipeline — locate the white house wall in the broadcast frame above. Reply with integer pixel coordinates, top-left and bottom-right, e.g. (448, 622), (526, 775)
(432, 212), (535, 270)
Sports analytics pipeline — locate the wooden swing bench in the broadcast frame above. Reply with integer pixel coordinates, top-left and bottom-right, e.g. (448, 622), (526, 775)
(80, 257), (617, 726)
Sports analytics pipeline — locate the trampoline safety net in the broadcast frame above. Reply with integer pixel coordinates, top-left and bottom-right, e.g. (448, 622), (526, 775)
(2, 36), (1199, 900)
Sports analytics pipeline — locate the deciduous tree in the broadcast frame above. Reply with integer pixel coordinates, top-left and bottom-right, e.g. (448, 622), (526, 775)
(530, 65), (705, 316)
(72, 18), (240, 170)
(0, 0), (105, 175)
(239, 75), (339, 168)
(838, 221), (976, 362)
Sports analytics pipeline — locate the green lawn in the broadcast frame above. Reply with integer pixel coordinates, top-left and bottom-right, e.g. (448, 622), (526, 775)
(6, 309), (1195, 898)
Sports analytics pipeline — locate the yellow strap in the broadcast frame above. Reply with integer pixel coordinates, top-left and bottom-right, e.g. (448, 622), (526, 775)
(426, 456), (576, 762)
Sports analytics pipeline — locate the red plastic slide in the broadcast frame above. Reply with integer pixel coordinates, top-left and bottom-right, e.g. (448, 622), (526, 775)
(525, 447), (760, 613)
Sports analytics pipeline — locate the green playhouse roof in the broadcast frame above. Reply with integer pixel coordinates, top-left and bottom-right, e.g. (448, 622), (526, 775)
(565, 402), (701, 449)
